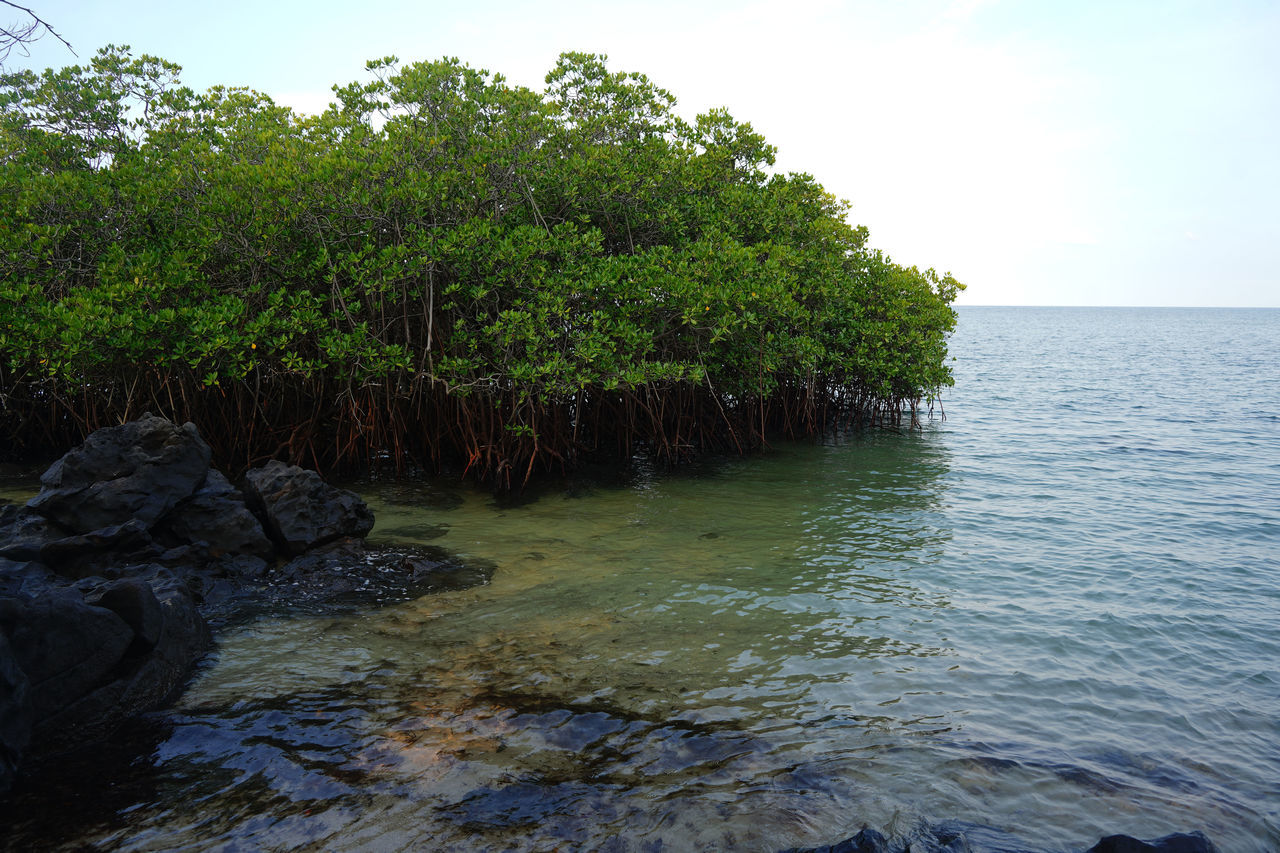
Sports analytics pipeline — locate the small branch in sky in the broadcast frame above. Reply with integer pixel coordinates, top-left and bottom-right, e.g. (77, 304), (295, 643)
(1, 1), (76, 63)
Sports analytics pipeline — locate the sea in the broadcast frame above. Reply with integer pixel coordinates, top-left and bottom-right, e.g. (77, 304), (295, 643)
(2, 306), (1277, 851)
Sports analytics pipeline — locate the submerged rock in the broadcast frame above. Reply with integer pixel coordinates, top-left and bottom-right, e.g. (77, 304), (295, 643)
(782, 825), (1221, 853)
(273, 536), (369, 596)
(246, 540), (491, 614)
(1086, 832), (1219, 853)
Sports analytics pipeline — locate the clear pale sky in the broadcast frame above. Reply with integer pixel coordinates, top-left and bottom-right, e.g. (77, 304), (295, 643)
(6, 0), (1278, 306)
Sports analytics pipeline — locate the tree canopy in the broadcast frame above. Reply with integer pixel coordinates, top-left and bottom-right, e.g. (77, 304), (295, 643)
(0, 46), (963, 485)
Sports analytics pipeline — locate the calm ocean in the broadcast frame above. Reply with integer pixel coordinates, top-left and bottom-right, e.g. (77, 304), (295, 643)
(3, 307), (1278, 851)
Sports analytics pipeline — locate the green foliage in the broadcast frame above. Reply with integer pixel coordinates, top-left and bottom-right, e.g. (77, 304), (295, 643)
(0, 46), (963, 484)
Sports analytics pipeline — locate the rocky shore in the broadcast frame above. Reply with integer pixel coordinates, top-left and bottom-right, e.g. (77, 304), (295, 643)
(0, 417), (1221, 853)
(0, 415), (485, 795)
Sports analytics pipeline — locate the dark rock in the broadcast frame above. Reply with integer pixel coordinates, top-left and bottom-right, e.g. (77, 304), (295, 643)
(157, 470), (273, 560)
(0, 558), (211, 785)
(87, 577), (165, 654)
(1086, 833), (1219, 853)
(0, 505), (68, 563)
(38, 518), (153, 560)
(27, 415), (211, 534)
(35, 520), (156, 578)
(0, 558), (49, 598)
(0, 631), (31, 796)
(0, 569), (210, 761)
(242, 460), (374, 556)
(0, 512), (179, 582)
(0, 589), (133, 719)
(33, 569), (209, 752)
(138, 551), (271, 628)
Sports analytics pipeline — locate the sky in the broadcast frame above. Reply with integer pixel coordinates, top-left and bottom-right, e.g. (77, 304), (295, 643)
(5, 0), (1278, 307)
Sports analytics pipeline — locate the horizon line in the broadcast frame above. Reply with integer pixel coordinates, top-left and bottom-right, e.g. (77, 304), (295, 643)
(955, 303), (1279, 310)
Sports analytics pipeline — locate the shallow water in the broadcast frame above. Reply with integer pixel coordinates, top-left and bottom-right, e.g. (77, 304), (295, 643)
(4, 307), (1279, 851)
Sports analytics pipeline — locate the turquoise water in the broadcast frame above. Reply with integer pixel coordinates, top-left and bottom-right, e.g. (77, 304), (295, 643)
(4, 307), (1278, 851)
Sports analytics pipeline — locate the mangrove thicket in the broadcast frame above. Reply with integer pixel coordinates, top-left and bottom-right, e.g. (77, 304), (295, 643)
(0, 46), (963, 485)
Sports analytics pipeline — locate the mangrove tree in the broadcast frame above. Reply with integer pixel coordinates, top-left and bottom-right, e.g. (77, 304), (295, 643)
(0, 47), (963, 485)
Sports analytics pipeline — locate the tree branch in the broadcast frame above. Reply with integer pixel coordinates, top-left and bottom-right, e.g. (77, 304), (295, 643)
(1, 1), (75, 62)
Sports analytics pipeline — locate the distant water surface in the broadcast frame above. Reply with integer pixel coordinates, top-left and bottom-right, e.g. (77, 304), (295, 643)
(3, 307), (1278, 851)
